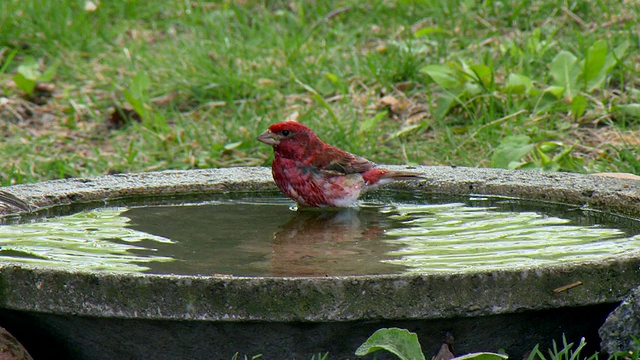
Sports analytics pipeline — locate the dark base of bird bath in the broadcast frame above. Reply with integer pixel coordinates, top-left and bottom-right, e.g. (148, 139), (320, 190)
(0, 304), (617, 359)
(0, 166), (639, 359)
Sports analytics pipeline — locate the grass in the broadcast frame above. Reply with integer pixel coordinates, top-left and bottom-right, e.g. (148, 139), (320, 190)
(234, 330), (640, 360)
(0, 0), (639, 185)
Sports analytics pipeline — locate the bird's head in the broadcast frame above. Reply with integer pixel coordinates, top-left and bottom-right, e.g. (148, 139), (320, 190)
(257, 121), (321, 159)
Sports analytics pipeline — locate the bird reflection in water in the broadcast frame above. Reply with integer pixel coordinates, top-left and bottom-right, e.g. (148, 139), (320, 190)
(269, 207), (405, 276)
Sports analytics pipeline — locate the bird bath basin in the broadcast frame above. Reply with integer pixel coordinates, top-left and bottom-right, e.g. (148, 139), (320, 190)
(0, 166), (639, 359)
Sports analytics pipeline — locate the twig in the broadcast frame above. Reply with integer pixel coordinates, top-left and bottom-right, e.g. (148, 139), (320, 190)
(553, 281), (583, 293)
(474, 14), (497, 32)
(325, 6), (350, 20)
(560, 7), (587, 28)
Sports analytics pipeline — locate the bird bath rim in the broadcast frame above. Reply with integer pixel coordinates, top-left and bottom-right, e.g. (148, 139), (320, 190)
(0, 166), (639, 322)
(2, 166), (639, 218)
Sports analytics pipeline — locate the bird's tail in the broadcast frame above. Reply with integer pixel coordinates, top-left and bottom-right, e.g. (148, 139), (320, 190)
(363, 169), (425, 186)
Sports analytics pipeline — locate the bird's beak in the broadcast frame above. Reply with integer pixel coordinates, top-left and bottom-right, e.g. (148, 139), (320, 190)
(257, 130), (279, 146)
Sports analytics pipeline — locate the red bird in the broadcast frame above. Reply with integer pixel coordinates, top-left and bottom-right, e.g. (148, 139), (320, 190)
(257, 121), (423, 207)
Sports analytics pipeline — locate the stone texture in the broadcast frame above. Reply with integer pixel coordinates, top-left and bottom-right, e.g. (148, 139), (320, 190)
(0, 166), (638, 359)
(0, 166), (638, 322)
(600, 285), (640, 355)
(0, 258), (638, 322)
(0, 166), (639, 217)
(0, 326), (32, 360)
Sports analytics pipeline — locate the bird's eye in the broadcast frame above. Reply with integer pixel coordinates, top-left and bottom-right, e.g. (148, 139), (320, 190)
(281, 130), (291, 136)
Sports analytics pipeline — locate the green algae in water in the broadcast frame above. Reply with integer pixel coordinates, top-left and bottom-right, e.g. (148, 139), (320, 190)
(0, 207), (173, 272)
(0, 193), (639, 276)
(382, 200), (640, 273)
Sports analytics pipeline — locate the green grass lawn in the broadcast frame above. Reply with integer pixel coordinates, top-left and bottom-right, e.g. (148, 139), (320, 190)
(1, 0), (639, 185)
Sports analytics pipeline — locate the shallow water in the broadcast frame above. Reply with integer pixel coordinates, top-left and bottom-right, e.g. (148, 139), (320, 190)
(0, 192), (639, 276)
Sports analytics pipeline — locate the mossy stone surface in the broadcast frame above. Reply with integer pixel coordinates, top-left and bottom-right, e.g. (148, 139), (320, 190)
(0, 166), (638, 321)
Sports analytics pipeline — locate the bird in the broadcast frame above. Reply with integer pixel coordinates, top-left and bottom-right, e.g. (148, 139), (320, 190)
(257, 121), (423, 207)
(0, 190), (32, 212)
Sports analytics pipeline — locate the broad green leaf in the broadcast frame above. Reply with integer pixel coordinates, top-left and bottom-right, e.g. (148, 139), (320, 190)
(324, 72), (340, 84)
(13, 57), (40, 94)
(552, 144), (576, 163)
(469, 64), (493, 89)
(459, 59), (473, 79)
(543, 86), (566, 99)
(604, 41), (630, 73)
(420, 64), (461, 89)
(612, 41), (630, 63)
(528, 87), (541, 97)
(582, 40), (607, 91)
(223, 141), (242, 151)
(535, 146), (552, 165)
(13, 72), (37, 95)
(629, 88), (640, 101)
(549, 51), (579, 97)
(453, 352), (509, 360)
(359, 112), (386, 134)
(538, 142), (561, 153)
(15, 57), (40, 80)
(613, 104), (640, 119)
(570, 94), (588, 119)
(462, 82), (483, 97)
(355, 328), (425, 360)
(535, 88), (566, 114)
(586, 40), (631, 92)
(504, 73), (531, 94)
(434, 93), (457, 119)
(414, 27), (451, 37)
(491, 135), (535, 169)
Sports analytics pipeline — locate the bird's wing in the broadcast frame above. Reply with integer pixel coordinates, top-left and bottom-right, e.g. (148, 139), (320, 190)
(310, 146), (375, 175)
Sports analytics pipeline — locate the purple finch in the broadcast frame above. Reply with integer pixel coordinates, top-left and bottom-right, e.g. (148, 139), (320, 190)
(257, 121), (423, 207)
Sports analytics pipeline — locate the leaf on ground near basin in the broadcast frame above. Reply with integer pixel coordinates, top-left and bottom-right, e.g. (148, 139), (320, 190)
(13, 57), (40, 94)
(453, 352), (509, 360)
(550, 51), (579, 98)
(491, 135), (535, 169)
(355, 327), (426, 360)
(613, 104), (640, 119)
(504, 73), (532, 94)
(582, 39), (607, 91)
(421, 64), (461, 90)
